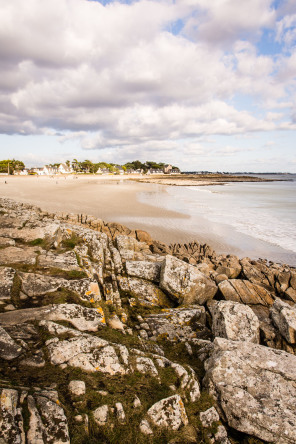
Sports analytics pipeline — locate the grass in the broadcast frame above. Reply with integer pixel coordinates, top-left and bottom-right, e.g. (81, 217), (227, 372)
(10, 273), (22, 308)
(155, 339), (205, 381)
(29, 237), (52, 250)
(61, 233), (84, 250)
(40, 288), (90, 306)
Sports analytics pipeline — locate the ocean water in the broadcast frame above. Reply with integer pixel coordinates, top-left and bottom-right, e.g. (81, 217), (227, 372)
(136, 174), (296, 266)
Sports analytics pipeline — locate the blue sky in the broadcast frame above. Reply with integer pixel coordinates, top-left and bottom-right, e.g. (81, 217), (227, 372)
(0, 0), (295, 172)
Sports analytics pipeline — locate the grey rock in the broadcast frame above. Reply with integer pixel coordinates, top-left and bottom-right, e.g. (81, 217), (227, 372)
(210, 300), (260, 343)
(160, 255), (217, 305)
(270, 299), (296, 344)
(68, 380), (86, 396)
(118, 275), (172, 307)
(19, 272), (96, 299)
(125, 260), (162, 283)
(144, 306), (208, 342)
(146, 395), (188, 430)
(0, 304), (106, 331)
(0, 267), (15, 301)
(204, 337), (296, 443)
(93, 405), (109, 425)
(38, 250), (81, 271)
(0, 246), (37, 265)
(0, 326), (23, 360)
(0, 389), (23, 443)
(115, 402), (126, 424)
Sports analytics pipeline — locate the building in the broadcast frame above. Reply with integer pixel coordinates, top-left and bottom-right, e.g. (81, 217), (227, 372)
(58, 163), (73, 174)
(44, 165), (58, 175)
(163, 164), (172, 174)
(147, 168), (162, 175)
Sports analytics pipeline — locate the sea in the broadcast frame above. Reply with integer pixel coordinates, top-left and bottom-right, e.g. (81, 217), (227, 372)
(135, 174), (296, 266)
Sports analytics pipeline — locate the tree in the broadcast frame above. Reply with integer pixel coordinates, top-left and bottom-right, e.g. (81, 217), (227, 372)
(0, 159), (25, 174)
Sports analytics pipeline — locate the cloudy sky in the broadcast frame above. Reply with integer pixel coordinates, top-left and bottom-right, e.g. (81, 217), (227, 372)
(0, 0), (296, 172)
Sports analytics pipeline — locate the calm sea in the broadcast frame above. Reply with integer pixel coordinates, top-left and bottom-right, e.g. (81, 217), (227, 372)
(136, 174), (296, 266)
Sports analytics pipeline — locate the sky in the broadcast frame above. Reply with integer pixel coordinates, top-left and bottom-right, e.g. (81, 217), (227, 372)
(0, 0), (296, 172)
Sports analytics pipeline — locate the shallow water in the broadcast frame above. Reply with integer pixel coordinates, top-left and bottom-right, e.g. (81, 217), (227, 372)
(134, 175), (296, 266)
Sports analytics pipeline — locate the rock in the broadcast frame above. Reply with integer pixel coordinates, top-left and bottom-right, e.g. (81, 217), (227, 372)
(0, 237), (15, 247)
(116, 235), (151, 255)
(0, 267), (15, 301)
(93, 405), (109, 425)
(107, 314), (124, 330)
(209, 300), (260, 343)
(0, 326), (23, 360)
(216, 263), (241, 279)
(215, 274), (228, 285)
(136, 357), (158, 376)
(218, 279), (274, 306)
(68, 380), (86, 396)
(0, 247), (37, 265)
(240, 258), (274, 289)
(204, 337), (296, 443)
(135, 229), (153, 245)
(270, 299), (296, 344)
(115, 402), (126, 424)
(144, 306), (209, 342)
(125, 260), (162, 283)
(285, 287), (296, 303)
(146, 395), (188, 430)
(290, 272), (296, 290)
(200, 406), (230, 444)
(38, 250), (81, 271)
(118, 276), (172, 307)
(159, 255), (217, 305)
(0, 387), (70, 444)
(47, 335), (128, 375)
(4, 304), (16, 311)
(139, 419), (153, 435)
(33, 394), (70, 443)
(0, 304), (106, 331)
(200, 406), (220, 428)
(0, 388), (23, 443)
(133, 396), (141, 408)
(19, 271), (98, 301)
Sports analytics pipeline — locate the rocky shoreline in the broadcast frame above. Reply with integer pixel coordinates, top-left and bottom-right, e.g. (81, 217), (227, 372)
(130, 173), (278, 186)
(0, 197), (296, 443)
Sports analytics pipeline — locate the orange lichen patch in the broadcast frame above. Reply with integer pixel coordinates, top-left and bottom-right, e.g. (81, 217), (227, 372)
(67, 229), (72, 234)
(105, 300), (113, 305)
(96, 306), (106, 324)
(90, 298), (95, 303)
(56, 400), (60, 405)
(96, 366), (100, 371)
(121, 313), (127, 323)
(85, 290), (92, 296)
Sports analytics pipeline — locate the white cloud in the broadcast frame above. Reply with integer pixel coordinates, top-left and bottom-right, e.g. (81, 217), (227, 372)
(0, 0), (295, 168)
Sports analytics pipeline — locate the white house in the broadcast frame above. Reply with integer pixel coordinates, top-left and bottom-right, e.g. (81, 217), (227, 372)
(43, 165), (58, 175)
(58, 163), (73, 174)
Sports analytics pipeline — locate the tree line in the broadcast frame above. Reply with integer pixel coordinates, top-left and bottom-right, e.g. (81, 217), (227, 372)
(0, 159), (180, 174)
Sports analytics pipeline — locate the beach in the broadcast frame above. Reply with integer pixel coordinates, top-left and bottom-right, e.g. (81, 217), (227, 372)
(0, 174), (295, 265)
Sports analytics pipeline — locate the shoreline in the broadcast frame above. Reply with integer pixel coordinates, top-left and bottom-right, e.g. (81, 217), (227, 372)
(0, 175), (295, 266)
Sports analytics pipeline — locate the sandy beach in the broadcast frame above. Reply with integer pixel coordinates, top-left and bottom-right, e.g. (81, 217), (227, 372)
(0, 175), (192, 243)
(0, 174), (295, 264)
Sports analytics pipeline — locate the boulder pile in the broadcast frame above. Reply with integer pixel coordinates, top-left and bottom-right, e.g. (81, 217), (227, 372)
(0, 197), (296, 443)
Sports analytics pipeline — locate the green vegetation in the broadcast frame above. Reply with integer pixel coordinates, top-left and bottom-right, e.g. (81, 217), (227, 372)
(0, 159), (25, 174)
(61, 233), (83, 250)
